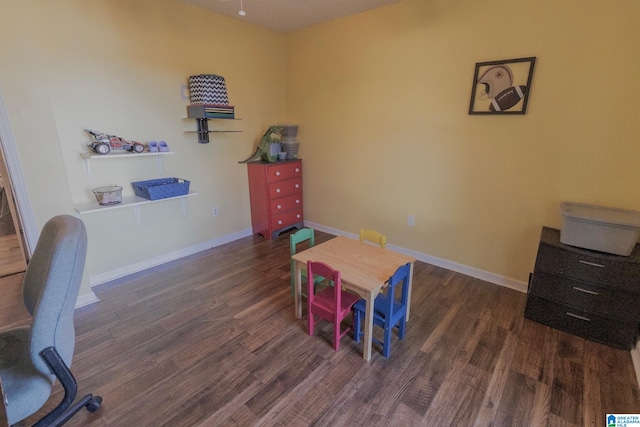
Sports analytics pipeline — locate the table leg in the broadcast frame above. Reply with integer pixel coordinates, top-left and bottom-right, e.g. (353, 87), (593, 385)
(363, 290), (374, 361)
(294, 260), (303, 319)
(406, 262), (415, 322)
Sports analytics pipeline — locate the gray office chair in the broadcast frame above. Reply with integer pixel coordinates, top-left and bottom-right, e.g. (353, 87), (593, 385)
(0, 215), (102, 426)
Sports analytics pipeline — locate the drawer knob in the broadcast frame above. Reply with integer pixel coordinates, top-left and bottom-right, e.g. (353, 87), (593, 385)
(296, 214), (301, 219)
(277, 205), (282, 209)
(276, 188), (281, 193)
(278, 220), (283, 225)
(295, 168), (300, 173)
(296, 199), (300, 204)
(295, 184), (300, 189)
(275, 171), (281, 176)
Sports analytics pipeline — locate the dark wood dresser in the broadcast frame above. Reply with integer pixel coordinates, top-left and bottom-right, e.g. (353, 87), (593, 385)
(524, 226), (640, 350)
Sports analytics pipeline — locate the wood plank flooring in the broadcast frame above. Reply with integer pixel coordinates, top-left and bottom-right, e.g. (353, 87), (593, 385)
(0, 213), (26, 278)
(2, 230), (640, 426)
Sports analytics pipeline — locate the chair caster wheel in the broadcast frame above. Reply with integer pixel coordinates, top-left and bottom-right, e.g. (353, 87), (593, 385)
(86, 396), (102, 412)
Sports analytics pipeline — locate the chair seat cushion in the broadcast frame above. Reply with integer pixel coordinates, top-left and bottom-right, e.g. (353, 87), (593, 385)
(0, 327), (55, 425)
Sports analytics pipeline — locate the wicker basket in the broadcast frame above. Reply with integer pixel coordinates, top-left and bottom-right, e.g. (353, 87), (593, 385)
(131, 178), (190, 200)
(92, 186), (122, 205)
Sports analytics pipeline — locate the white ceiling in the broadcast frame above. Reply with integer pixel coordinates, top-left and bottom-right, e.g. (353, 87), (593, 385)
(178, 0), (404, 32)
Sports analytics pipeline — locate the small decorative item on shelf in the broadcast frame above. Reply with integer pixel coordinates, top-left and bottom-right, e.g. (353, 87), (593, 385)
(85, 129), (145, 155)
(238, 125), (283, 163)
(131, 178), (190, 201)
(92, 186), (123, 206)
(158, 141), (170, 152)
(147, 141), (170, 152)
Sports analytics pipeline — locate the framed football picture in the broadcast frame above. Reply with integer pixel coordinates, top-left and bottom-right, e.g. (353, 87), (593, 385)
(468, 57), (536, 115)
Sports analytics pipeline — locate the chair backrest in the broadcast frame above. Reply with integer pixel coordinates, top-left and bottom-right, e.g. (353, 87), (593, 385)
(290, 228), (315, 292)
(23, 215), (88, 376)
(359, 229), (386, 248)
(307, 260), (342, 309)
(383, 263), (411, 319)
(290, 227), (315, 257)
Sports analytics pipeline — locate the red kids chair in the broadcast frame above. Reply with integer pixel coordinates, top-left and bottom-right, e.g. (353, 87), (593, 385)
(307, 261), (359, 351)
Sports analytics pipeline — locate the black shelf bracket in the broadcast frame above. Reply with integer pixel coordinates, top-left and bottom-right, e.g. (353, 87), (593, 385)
(196, 118), (209, 144)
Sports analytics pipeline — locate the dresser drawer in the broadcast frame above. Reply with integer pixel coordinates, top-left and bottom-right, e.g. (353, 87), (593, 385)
(530, 271), (640, 320)
(270, 193), (302, 214)
(268, 178), (302, 199)
(535, 243), (640, 293)
(266, 162), (302, 183)
(271, 208), (303, 229)
(524, 294), (638, 350)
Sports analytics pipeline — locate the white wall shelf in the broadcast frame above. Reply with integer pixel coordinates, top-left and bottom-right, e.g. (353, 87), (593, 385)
(74, 192), (198, 225)
(80, 151), (174, 179)
(77, 150), (196, 225)
(184, 117), (242, 144)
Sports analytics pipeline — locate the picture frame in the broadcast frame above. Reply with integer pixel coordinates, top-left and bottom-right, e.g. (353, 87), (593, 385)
(468, 57), (536, 115)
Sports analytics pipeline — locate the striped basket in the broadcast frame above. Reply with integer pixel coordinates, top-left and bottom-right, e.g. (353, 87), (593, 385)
(188, 74), (229, 105)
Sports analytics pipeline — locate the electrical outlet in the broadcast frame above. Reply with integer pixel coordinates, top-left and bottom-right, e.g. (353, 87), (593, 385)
(408, 215), (415, 226)
(212, 207), (219, 217)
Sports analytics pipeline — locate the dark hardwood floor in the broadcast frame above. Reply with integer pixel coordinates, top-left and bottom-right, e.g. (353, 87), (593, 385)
(2, 230), (640, 426)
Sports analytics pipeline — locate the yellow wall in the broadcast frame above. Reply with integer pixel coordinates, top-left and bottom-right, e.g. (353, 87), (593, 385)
(287, 0), (640, 283)
(0, 0), (287, 297)
(1, 0), (639, 301)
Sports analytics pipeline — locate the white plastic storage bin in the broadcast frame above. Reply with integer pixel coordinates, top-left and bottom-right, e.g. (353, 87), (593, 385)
(559, 202), (640, 256)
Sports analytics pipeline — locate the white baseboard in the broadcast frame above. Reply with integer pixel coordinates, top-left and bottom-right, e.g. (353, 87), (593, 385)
(304, 220), (528, 293)
(75, 291), (100, 308)
(88, 227), (253, 287)
(85, 221), (526, 299)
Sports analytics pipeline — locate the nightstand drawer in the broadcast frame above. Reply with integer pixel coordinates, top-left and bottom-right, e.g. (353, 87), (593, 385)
(524, 294), (637, 350)
(530, 271), (640, 320)
(535, 243), (640, 292)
